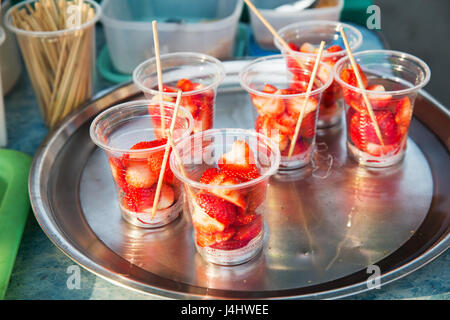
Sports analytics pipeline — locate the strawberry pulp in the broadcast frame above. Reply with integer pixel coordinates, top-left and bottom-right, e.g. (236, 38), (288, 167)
(152, 78), (215, 133)
(192, 141), (265, 251)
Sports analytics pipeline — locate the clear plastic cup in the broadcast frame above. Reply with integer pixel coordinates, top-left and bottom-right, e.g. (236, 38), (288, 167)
(5, 0), (101, 128)
(274, 21), (363, 128)
(90, 100), (194, 228)
(169, 129), (280, 265)
(334, 50), (431, 167)
(133, 52), (225, 134)
(239, 55), (332, 171)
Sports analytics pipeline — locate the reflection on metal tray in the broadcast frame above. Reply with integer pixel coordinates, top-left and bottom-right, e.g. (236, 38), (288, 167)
(29, 60), (449, 299)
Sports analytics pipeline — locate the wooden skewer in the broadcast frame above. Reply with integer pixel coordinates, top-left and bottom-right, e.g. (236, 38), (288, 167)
(152, 20), (166, 134)
(288, 41), (326, 159)
(243, 0), (321, 86)
(338, 25), (385, 147)
(151, 90), (183, 219)
(166, 131), (197, 201)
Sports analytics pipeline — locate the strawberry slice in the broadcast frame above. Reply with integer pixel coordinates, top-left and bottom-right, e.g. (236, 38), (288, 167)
(125, 162), (158, 189)
(210, 239), (249, 250)
(199, 168), (221, 184)
(299, 111), (316, 139)
(288, 42), (300, 52)
(123, 184), (175, 212)
(326, 45), (343, 53)
(177, 78), (195, 91)
(191, 200), (228, 234)
(108, 157), (128, 192)
(246, 180), (268, 212)
(340, 64), (368, 89)
(367, 84), (392, 109)
(234, 211), (258, 226)
(250, 90), (285, 116)
(195, 193), (237, 227)
(233, 215), (263, 242)
(366, 142), (402, 157)
(255, 116), (290, 153)
(196, 228), (236, 248)
(285, 95), (318, 117)
(300, 42), (316, 53)
(263, 83), (278, 94)
(201, 170), (247, 211)
(395, 96), (413, 129)
(218, 141), (261, 181)
(350, 111), (401, 151)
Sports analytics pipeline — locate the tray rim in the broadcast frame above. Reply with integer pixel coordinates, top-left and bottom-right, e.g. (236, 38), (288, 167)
(29, 62), (450, 300)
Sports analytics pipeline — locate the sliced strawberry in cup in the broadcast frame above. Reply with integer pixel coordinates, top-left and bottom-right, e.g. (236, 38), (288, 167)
(340, 64), (369, 89)
(367, 84), (392, 109)
(123, 184), (175, 212)
(285, 95), (318, 117)
(125, 162), (158, 189)
(218, 140), (261, 181)
(195, 193), (237, 227)
(250, 91), (285, 117)
(196, 227), (236, 248)
(395, 96), (413, 129)
(108, 157), (128, 192)
(233, 215), (263, 243)
(201, 169), (247, 211)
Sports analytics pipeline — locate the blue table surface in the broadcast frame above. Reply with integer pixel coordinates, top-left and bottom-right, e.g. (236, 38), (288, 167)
(2, 24), (449, 300)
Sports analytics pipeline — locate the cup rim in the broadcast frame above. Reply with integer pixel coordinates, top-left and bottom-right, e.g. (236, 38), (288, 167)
(4, 0), (102, 37)
(274, 20), (363, 58)
(334, 49), (431, 96)
(132, 52), (226, 97)
(170, 128), (281, 191)
(89, 100), (194, 154)
(239, 54), (333, 98)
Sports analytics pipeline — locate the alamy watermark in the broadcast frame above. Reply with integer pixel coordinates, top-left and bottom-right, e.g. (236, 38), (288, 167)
(366, 5), (381, 30)
(366, 264), (381, 289)
(66, 265), (81, 290)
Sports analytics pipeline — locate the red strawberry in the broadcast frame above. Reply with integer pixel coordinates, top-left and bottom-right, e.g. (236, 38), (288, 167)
(218, 141), (261, 181)
(246, 180), (267, 212)
(288, 42), (300, 52)
(177, 78), (195, 91)
(255, 116), (290, 153)
(196, 228), (236, 248)
(108, 157), (128, 192)
(350, 111), (401, 150)
(367, 84), (392, 109)
(263, 83), (278, 94)
(191, 201), (228, 234)
(340, 64), (368, 88)
(234, 211), (258, 226)
(285, 95), (319, 117)
(366, 142), (402, 157)
(299, 111), (316, 139)
(199, 168), (221, 184)
(280, 138), (309, 156)
(210, 239), (249, 250)
(300, 42), (316, 53)
(123, 184), (175, 212)
(250, 91), (285, 117)
(395, 96), (413, 129)
(195, 193), (237, 226)
(326, 45), (343, 53)
(202, 170), (247, 211)
(125, 162), (158, 189)
(233, 215), (263, 242)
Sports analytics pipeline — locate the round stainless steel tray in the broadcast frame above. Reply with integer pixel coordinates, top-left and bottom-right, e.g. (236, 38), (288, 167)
(29, 60), (450, 299)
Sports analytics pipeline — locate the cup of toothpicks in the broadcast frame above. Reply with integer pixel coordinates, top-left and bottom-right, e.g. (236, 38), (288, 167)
(5, 0), (101, 128)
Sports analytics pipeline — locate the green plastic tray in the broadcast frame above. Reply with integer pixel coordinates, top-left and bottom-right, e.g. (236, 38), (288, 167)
(0, 149), (32, 299)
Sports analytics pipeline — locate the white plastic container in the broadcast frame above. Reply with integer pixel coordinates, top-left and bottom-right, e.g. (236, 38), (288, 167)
(249, 0), (344, 50)
(101, 0), (243, 74)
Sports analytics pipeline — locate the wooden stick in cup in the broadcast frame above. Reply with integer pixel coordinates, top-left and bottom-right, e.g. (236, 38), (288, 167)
(166, 131), (197, 201)
(287, 41), (326, 159)
(151, 90), (183, 219)
(338, 25), (385, 147)
(152, 20), (166, 133)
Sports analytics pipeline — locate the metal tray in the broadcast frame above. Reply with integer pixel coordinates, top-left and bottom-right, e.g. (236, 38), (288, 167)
(29, 60), (450, 299)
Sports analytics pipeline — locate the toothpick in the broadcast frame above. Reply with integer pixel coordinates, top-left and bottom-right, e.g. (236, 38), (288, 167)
(339, 26), (385, 147)
(288, 41), (326, 159)
(152, 20), (166, 133)
(166, 131), (196, 201)
(150, 90), (183, 219)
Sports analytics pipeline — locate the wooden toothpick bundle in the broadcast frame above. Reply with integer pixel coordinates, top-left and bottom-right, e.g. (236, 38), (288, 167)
(10, 0), (97, 128)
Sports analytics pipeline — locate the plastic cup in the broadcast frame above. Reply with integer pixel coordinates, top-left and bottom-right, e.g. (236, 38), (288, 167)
(5, 0), (101, 128)
(239, 55), (332, 171)
(169, 129), (280, 265)
(334, 50), (430, 167)
(90, 100), (194, 228)
(274, 21), (363, 128)
(133, 52), (225, 134)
